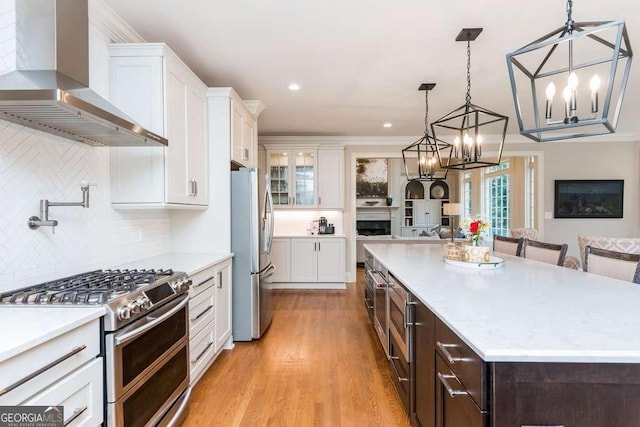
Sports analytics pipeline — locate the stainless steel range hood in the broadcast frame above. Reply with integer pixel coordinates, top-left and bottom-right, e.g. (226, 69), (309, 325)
(0, 0), (167, 147)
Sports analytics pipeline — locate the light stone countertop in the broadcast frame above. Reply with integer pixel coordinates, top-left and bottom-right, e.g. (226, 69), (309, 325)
(364, 243), (640, 363)
(274, 235), (345, 238)
(0, 307), (105, 363)
(116, 252), (233, 276)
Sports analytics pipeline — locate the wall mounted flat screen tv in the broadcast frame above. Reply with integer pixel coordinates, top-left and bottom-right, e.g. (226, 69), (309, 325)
(554, 180), (624, 219)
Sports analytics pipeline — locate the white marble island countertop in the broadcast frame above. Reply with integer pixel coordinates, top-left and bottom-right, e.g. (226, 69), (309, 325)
(364, 243), (640, 364)
(0, 307), (105, 363)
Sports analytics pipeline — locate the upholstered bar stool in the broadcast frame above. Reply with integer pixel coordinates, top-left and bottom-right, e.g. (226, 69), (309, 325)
(522, 240), (568, 266)
(511, 228), (580, 269)
(584, 246), (640, 284)
(493, 235), (524, 257)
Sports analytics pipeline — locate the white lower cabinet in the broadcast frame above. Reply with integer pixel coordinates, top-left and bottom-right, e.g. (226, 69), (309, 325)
(0, 318), (103, 425)
(270, 238), (291, 282)
(23, 358), (103, 426)
(187, 258), (233, 385)
(273, 237), (345, 284)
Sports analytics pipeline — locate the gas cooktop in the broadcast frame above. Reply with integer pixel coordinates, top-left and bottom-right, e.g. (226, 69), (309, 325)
(0, 268), (191, 331)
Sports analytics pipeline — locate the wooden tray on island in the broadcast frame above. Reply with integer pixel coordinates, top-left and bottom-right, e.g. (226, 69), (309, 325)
(443, 256), (505, 270)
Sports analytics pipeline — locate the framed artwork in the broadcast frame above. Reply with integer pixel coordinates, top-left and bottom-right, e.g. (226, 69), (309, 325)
(356, 158), (388, 198)
(554, 180), (624, 218)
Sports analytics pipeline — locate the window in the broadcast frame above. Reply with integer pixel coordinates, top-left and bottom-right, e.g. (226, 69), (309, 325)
(484, 161), (510, 238)
(463, 172), (472, 218)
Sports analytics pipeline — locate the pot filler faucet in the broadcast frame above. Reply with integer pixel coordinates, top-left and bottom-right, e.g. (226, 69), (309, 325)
(28, 182), (96, 233)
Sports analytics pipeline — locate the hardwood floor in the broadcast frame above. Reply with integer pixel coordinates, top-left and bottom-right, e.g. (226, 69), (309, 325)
(182, 269), (411, 426)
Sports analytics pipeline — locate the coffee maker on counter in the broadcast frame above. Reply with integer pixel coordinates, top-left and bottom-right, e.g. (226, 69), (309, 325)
(318, 216), (335, 234)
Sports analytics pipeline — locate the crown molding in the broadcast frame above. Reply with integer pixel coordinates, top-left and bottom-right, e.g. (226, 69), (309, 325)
(89, 0), (145, 43)
(259, 132), (640, 146)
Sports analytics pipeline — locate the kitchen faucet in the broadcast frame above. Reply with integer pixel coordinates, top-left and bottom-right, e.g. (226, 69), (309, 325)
(28, 182), (96, 233)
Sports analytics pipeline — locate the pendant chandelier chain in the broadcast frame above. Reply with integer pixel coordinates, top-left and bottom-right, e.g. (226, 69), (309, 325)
(566, 0), (574, 33)
(466, 39), (472, 104)
(423, 90), (429, 132)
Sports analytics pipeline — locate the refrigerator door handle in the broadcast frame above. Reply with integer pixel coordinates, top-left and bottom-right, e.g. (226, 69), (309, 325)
(264, 178), (275, 254)
(259, 263), (277, 280)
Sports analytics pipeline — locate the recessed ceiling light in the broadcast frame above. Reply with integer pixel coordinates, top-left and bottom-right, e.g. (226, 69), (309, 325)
(288, 83), (301, 91)
(383, 123), (393, 128)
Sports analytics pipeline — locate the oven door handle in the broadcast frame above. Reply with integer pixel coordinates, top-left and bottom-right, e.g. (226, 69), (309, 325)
(115, 296), (189, 346)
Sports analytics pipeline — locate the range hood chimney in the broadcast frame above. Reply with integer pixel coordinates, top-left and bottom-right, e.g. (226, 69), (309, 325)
(0, 0), (167, 147)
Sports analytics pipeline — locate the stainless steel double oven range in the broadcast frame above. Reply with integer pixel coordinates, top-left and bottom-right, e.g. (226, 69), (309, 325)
(0, 268), (192, 426)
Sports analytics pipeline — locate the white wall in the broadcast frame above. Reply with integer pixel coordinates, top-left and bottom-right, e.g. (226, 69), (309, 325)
(273, 210), (344, 236)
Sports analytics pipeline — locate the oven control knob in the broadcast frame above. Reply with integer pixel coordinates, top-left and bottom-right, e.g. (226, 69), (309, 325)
(117, 305), (131, 321)
(138, 296), (152, 310)
(128, 301), (141, 315)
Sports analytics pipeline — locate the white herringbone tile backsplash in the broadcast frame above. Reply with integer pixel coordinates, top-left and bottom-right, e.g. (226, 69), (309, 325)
(0, 122), (171, 292)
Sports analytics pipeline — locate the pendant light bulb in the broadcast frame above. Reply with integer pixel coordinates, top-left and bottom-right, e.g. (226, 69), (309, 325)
(454, 136), (460, 147)
(545, 82), (556, 100)
(463, 133), (472, 146)
(477, 135), (483, 145)
(590, 74), (601, 92)
(567, 72), (579, 90)
(562, 86), (572, 102)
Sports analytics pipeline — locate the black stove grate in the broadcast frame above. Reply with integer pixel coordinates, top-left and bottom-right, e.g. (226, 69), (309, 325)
(0, 269), (174, 305)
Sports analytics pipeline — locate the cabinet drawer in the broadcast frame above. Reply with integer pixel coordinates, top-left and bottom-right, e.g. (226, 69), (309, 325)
(188, 266), (217, 298)
(23, 357), (103, 426)
(435, 354), (487, 427)
(189, 322), (216, 385)
(389, 333), (410, 412)
(0, 319), (100, 405)
(435, 318), (487, 410)
(189, 285), (215, 338)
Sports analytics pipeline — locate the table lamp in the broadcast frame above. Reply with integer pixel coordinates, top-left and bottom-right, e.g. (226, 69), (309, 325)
(442, 203), (462, 242)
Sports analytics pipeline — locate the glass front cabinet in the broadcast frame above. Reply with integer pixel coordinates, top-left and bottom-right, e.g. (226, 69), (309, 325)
(268, 149), (317, 208)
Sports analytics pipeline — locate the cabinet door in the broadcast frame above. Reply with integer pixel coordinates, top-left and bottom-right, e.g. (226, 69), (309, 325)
(231, 101), (246, 166)
(164, 58), (189, 204)
(317, 149), (344, 209)
(428, 200), (441, 226)
(316, 238), (345, 282)
(290, 239), (317, 282)
(215, 260), (232, 350)
(242, 113), (255, 168)
(413, 301), (435, 427)
(269, 151), (291, 206)
(402, 227), (417, 237)
(270, 238), (291, 282)
(186, 82), (208, 205)
(109, 56), (165, 204)
(293, 151), (316, 207)
(414, 200), (431, 226)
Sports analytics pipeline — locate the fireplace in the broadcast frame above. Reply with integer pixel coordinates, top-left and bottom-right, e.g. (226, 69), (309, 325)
(357, 220), (391, 236)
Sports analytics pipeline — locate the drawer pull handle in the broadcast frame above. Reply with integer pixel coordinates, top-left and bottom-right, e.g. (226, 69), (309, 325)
(0, 345), (87, 397)
(191, 342), (214, 364)
(436, 341), (465, 365)
(64, 406), (88, 426)
(191, 305), (213, 321)
(194, 276), (215, 289)
(389, 356), (409, 382)
(437, 372), (469, 397)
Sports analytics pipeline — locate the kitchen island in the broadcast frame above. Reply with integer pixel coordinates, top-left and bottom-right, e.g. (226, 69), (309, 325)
(364, 243), (640, 427)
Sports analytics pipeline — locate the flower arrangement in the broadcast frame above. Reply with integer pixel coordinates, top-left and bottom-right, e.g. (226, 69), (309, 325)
(461, 216), (491, 245)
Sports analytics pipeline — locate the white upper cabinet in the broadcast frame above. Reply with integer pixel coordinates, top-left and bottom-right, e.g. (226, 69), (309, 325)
(265, 146), (344, 209)
(109, 43), (208, 208)
(317, 148), (344, 209)
(208, 88), (260, 169)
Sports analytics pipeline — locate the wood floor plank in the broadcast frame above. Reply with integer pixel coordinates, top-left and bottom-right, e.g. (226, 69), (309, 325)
(182, 269), (411, 426)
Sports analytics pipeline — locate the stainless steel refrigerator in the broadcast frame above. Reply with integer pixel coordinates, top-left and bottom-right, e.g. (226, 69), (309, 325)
(231, 168), (275, 341)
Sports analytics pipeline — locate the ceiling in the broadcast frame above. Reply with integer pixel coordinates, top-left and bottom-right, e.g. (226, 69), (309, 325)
(104, 0), (640, 139)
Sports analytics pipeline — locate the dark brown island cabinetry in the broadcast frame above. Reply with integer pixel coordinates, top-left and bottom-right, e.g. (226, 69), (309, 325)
(364, 250), (640, 427)
(411, 298), (435, 427)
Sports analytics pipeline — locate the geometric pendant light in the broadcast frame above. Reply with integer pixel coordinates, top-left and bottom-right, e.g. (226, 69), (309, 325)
(432, 28), (509, 170)
(402, 83), (452, 181)
(506, 0), (633, 142)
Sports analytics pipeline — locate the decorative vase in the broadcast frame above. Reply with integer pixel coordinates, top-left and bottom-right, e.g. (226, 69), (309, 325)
(386, 197), (393, 206)
(471, 237), (479, 246)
